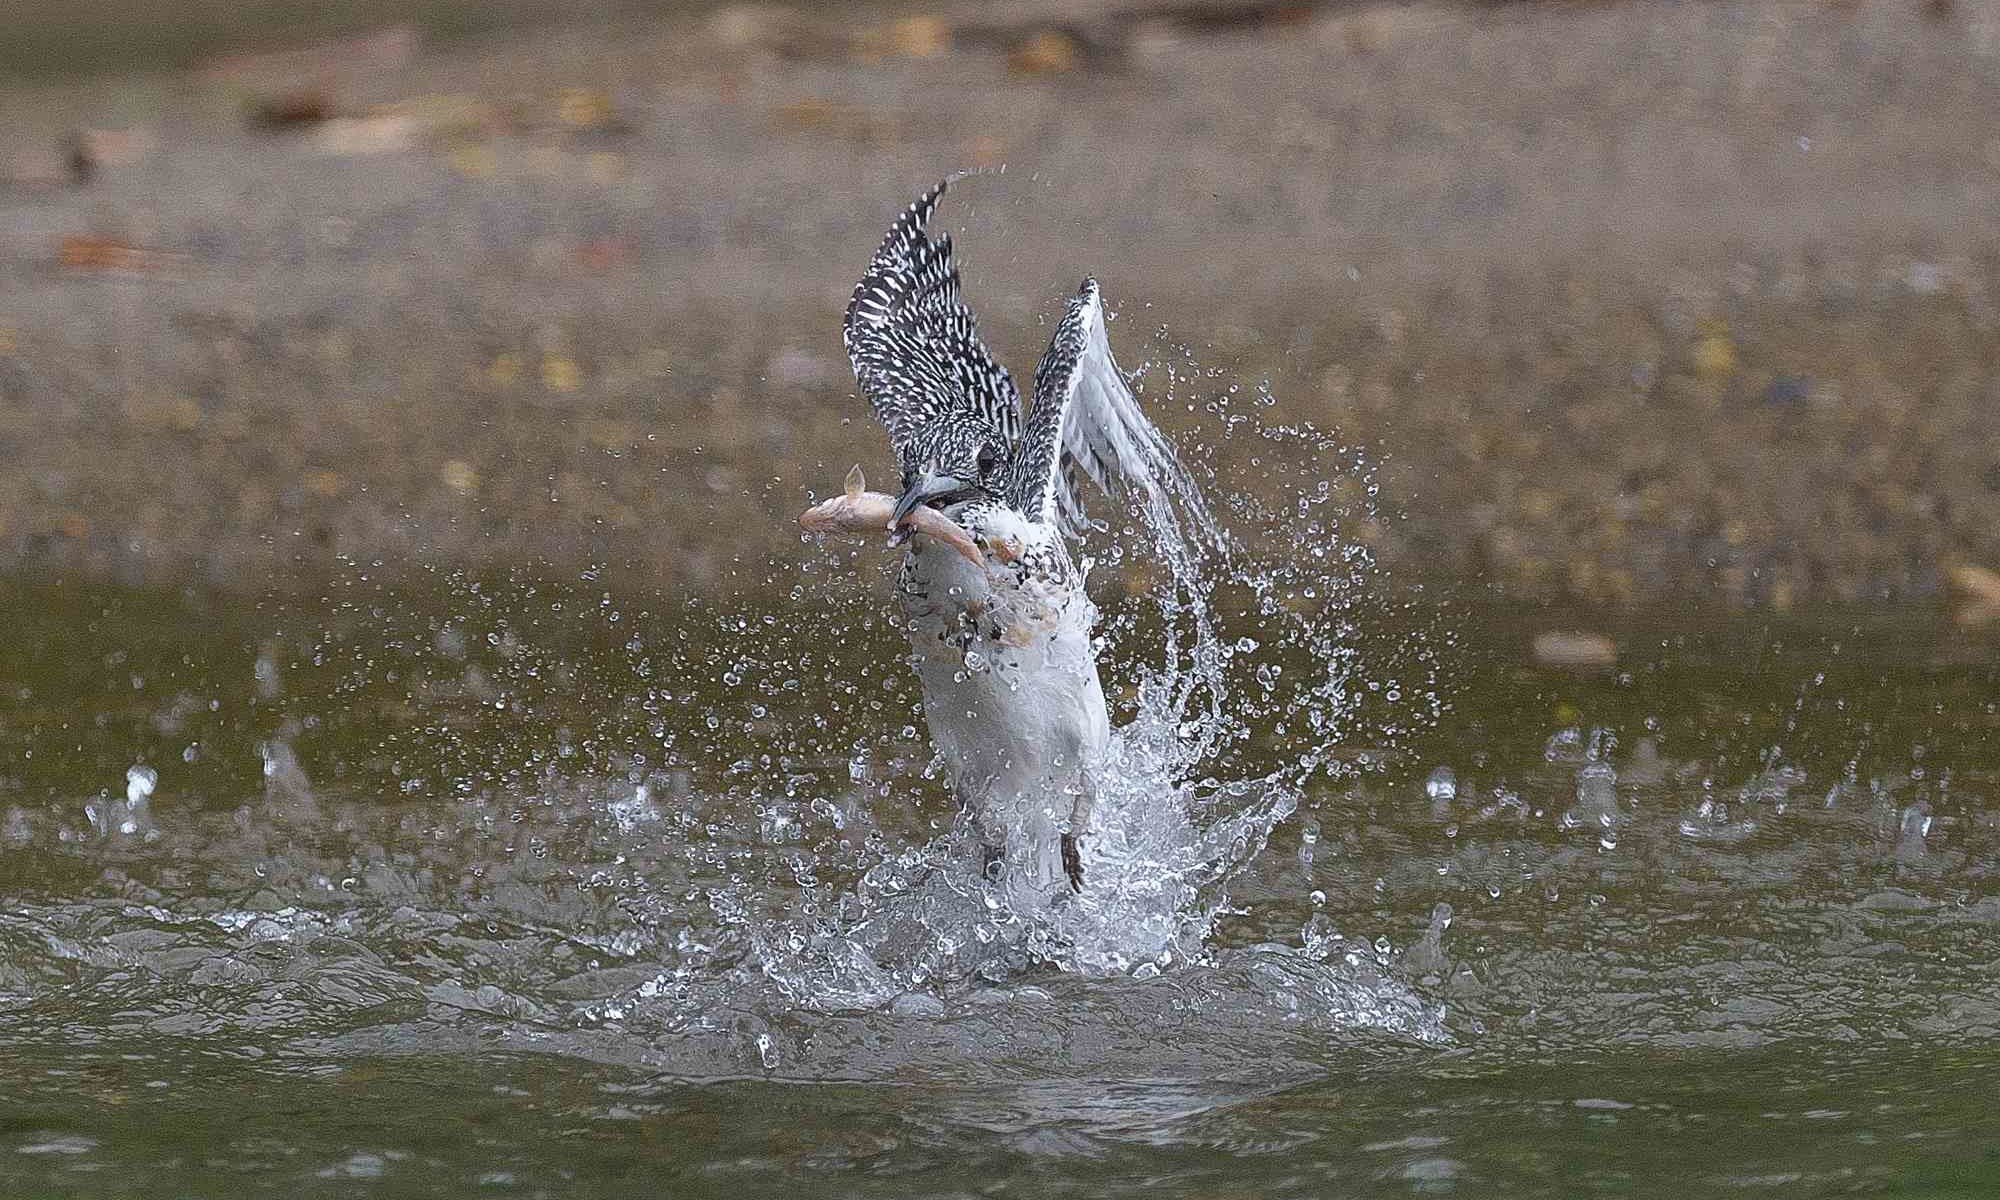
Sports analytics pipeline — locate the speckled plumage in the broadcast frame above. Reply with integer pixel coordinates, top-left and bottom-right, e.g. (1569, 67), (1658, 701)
(842, 179), (1210, 901)
(843, 180), (1020, 463)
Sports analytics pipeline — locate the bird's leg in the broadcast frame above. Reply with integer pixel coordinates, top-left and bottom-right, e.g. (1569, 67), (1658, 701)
(1061, 770), (1096, 893)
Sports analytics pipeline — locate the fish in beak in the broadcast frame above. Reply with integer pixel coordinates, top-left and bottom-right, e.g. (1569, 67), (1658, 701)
(888, 468), (973, 541)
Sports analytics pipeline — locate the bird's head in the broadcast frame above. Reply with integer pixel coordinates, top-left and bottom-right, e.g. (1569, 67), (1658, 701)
(891, 422), (1012, 531)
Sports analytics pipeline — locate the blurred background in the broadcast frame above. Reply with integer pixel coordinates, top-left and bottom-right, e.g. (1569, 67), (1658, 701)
(7, 8), (2000, 1191)
(3, 0), (1998, 613)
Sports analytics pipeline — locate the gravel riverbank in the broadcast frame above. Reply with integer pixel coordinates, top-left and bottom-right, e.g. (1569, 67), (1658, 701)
(2, 0), (1997, 611)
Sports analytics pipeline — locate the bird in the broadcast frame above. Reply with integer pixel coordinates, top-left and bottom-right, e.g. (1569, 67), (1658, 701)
(840, 177), (1215, 904)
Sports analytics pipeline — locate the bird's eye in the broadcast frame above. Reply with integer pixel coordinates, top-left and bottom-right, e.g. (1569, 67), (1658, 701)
(976, 443), (1000, 476)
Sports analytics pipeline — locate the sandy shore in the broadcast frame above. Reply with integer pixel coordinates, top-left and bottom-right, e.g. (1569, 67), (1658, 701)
(2, 0), (1997, 610)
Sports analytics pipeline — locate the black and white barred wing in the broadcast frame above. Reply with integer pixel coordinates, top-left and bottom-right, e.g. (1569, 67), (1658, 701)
(842, 180), (1020, 463)
(1010, 279), (1221, 547)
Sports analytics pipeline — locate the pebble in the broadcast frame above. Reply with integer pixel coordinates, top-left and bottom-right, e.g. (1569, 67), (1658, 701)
(1531, 631), (1617, 669)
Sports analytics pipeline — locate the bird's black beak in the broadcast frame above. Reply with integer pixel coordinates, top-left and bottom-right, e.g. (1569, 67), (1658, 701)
(888, 469), (971, 535)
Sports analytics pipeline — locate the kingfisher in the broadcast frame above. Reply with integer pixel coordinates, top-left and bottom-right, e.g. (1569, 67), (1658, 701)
(836, 178), (1214, 904)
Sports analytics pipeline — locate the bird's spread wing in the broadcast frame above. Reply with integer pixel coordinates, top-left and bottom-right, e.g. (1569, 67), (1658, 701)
(843, 180), (1020, 463)
(1010, 279), (1221, 548)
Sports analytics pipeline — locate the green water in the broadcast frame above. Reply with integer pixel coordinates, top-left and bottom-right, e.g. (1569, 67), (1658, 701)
(2, 575), (1997, 1197)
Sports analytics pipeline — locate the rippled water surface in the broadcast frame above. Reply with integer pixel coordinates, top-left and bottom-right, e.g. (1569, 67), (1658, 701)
(3, 557), (1998, 1196)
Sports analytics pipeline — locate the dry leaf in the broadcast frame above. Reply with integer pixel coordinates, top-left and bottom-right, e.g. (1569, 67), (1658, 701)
(1009, 30), (1080, 76)
(58, 235), (156, 272)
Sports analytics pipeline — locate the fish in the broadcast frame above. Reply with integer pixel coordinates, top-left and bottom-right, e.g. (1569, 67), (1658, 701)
(798, 464), (985, 566)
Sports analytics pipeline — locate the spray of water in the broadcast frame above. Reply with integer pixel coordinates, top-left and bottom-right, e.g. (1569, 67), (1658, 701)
(736, 335), (1445, 1011)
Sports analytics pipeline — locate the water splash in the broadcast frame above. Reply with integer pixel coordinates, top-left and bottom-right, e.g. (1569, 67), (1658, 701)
(732, 350), (1443, 1028)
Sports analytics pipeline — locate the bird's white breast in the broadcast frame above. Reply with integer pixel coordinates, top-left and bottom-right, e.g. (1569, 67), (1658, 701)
(896, 510), (1110, 880)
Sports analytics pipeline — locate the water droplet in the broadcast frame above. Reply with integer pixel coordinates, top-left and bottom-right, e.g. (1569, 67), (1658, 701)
(1544, 726), (1585, 762)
